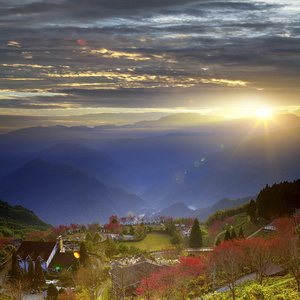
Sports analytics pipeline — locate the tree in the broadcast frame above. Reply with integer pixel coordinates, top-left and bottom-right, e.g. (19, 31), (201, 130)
(273, 218), (300, 291)
(247, 199), (257, 222)
(93, 232), (101, 243)
(27, 259), (35, 286)
(79, 242), (89, 266)
(210, 240), (243, 300)
(72, 264), (102, 300)
(47, 283), (58, 300)
(238, 226), (245, 239)
(85, 232), (93, 242)
(231, 228), (237, 240)
(34, 259), (45, 287)
(215, 236), (221, 246)
(71, 256), (80, 274)
(10, 248), (22, 281)
(170, 231), (182, 247)
(224, 229), (231, 241)
(105, 237), (117, 259)
(189, 219), (202, 248)
(3, 278), (30, 300)
(168, 221), (176, 236)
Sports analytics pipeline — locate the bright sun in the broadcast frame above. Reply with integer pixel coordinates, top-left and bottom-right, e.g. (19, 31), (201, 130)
(256, 108), (272, 119)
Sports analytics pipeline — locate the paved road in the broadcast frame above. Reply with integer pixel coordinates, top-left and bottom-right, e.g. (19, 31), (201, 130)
(203, 272), (256, 299)
(214, 272), (257, 294)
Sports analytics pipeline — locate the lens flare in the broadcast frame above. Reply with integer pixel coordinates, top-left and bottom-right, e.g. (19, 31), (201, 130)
(74, 251), (80, 259)
(77, 40), (86, 46)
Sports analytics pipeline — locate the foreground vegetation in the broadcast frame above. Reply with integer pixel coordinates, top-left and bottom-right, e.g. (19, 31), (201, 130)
(207, 274), (300, 300)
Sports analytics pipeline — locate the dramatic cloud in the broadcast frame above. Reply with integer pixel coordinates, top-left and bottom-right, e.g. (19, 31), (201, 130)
(0, 0), (299, 131)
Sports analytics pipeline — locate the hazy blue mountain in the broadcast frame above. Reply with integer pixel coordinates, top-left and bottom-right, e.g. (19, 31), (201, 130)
(34, 143), (136, 192)
(153, 202), (197, 219)
(158, 126), (300, 208)
(0, 158), (145, 225)
(0, 113), (300, 223)
(0, 143), (137, 192)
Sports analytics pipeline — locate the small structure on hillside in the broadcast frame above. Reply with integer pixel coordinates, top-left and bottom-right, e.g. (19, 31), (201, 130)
(110, 258), (169, 299)
(262, 263), (285, 277)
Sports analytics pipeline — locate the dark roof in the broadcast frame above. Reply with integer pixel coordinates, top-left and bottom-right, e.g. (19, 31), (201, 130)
(17, 241), (57, 261)
(110, 259), (169, 288)
(263, 263), (284, 276)
(48, 251), (74, 270)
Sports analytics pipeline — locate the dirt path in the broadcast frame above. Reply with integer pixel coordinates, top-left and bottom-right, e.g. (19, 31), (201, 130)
(97, 281), (110, 299)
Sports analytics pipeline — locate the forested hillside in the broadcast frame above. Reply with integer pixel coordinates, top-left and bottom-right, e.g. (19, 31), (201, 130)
(0, 199), (52, 237)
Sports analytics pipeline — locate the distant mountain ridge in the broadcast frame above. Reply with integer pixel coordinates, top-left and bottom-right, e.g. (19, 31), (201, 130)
(0, 158), (145, 225)
(153, 195), (255, 222)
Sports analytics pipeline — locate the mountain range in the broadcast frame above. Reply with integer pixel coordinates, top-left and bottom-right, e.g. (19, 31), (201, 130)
(0, 113), (299, 225)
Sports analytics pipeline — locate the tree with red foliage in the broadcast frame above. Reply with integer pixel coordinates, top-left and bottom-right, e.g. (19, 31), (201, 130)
(69, 223), (79, 231)
(137, 256), (205, 299)
(273, 217), (300, 291)
(26, 232), (46, 242)
(120, 217), (127, 225)
(274, 217), (295, 238)
(240, 237), (276, 285)
(52, 225), (68, 236)
(210, 240), (243, 299)
(159, 215), (166, 223)
(104, 216), (122, 234)
(208, 220), (225, 244)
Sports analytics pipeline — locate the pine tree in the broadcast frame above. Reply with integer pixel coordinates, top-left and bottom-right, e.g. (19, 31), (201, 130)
(189, 219), (202, 248)
(27, 259), (35, 282)
(238, 226), (245, 239)
(215, 236), (221, 247)
(10, 248), (22, 280)
(231, 228), (237, 240)
(34, 259), (45, 287)
(47, 283), (58, 300)
(224, 229), (231, 241)
(79, 242), (89, 266)
(93, 232), (101, 243)
(71, 257), (80, 274)
(85, 232), (93, 242)
(247, 199), (257, 222)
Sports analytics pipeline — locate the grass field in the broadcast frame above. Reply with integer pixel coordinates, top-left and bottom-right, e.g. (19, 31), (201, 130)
(121, 232), (172, 252)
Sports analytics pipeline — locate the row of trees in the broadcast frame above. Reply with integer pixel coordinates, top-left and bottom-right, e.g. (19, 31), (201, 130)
(256, 180), (300, 219)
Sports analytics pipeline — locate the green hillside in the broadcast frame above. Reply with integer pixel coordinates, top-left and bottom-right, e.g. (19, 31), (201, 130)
(0, 199), (53, 238)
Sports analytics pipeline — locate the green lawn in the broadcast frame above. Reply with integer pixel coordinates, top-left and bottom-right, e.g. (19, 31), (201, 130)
(121, 233), (172, 252)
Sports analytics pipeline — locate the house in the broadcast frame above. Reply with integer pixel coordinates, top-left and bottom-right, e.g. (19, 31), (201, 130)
(17, 238), (73, 273)
(48, 251), (74, 273)
(17, 241), (57, 271)
(110, 258), (169, 299)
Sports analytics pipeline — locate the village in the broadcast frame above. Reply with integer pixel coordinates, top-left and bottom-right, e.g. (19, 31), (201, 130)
(0, 205), (300, 299)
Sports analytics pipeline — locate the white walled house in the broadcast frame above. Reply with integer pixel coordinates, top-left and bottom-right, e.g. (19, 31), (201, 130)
(17, 241), (58, 271)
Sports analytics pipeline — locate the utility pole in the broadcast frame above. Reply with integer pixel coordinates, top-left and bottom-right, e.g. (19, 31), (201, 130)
(213, 263), (216, 292)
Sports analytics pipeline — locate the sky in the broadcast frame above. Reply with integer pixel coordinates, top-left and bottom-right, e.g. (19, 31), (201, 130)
(0, 0), (300, 132)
